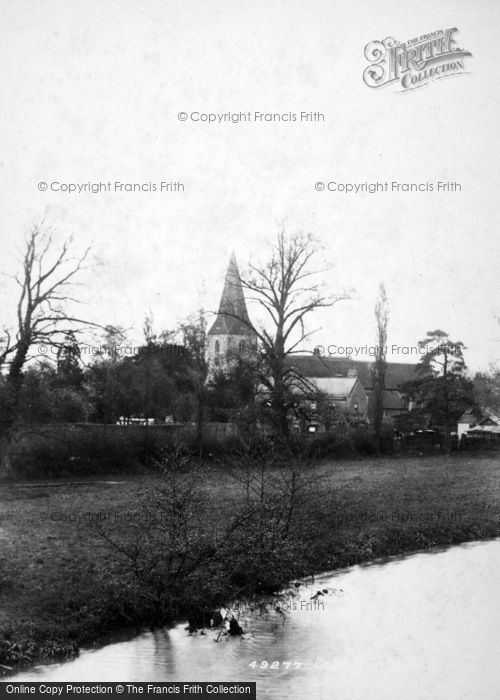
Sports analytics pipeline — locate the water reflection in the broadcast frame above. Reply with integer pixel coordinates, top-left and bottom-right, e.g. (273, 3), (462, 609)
(11, 539), (500, 699)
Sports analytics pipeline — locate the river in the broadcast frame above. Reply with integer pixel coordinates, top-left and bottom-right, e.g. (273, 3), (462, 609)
(8, 539), (500, 699)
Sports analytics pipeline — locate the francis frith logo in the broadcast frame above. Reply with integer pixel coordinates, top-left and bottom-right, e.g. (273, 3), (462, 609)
(363, 28), (472, 91)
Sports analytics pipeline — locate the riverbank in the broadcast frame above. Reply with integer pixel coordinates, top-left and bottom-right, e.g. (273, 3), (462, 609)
(1, 453), (500, 674)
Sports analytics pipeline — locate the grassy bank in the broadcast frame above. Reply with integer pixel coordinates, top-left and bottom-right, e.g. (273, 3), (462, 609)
(1, 453), (499, 674)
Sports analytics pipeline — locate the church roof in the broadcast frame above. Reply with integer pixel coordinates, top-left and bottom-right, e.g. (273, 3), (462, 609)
(208, 253), (256, 336)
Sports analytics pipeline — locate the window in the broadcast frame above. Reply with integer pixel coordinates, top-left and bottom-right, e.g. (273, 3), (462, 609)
(239, 341), (245, 353)
(215, 340), (220, 354)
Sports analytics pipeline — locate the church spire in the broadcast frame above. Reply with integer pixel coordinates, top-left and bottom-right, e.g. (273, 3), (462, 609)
(208, 253), (254, 336)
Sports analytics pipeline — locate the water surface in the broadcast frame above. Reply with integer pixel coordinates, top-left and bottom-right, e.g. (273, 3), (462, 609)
(11, 539), (500, 699)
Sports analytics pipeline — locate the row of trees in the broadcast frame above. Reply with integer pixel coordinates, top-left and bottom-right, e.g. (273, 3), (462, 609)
(1, 223), (498, 473)
(13, 327), (198, 425)
(1, 228), (346, 446)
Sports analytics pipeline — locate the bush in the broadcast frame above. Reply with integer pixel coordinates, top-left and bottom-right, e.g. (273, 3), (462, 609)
(91, 447), (307, 630)
(11, 421), (397, 479)
(350, 427), (377, 455)
(301, 430), (356, 459)
(12, 427), (171, 478)
(303, 426), (395, 459)
(216, 505), (304, 594)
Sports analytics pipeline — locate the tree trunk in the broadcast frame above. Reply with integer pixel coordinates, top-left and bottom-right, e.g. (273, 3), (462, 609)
(0, 379), (18, 477)
(271, 387), (289, 439)
(373, 362), (386, 454)
(0, 433), (13, 478)
(196, 390), (204, 459)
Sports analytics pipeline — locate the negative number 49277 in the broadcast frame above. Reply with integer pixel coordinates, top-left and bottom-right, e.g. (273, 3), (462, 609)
(249, 660), (303, 670)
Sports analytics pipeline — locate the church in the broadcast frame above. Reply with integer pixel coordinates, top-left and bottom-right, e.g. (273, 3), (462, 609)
(206, 253), (258, 377)
(206, 254), (419, 428)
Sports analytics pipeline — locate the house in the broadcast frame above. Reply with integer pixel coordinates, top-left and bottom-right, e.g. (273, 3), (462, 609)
(458, 408), (500, 442)
(310, 376), (368, 415)
(285, 355), (419, 426)
(289, 374), (368, 416)
(287, 374), (369, 432)
(457, 408), (482, 439)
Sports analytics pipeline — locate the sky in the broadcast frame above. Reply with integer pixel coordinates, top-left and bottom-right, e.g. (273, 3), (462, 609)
(1, 0), (499, 372)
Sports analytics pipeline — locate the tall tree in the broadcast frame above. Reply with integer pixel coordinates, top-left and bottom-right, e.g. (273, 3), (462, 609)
(0, 224), (94, 472)
(473, 313), (500, 413)
(179, 311), (208, 455)
(207, 360), (257, 423)
(402, 330), (473, 452)
(218, 230), (347, 436)
(372, 283), (389, 452)
(56, 332), (84, 389)
(473, 367), (500, 414)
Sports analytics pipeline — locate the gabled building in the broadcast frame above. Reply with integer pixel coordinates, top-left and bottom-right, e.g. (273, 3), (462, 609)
(457, 408), (482, 439)
(285, 354), (419, 426)
(458, 407), (500, 440)
(301, 376), (368, 416)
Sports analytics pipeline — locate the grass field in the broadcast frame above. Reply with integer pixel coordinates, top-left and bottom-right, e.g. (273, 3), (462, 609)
(1, 452), (499, 673)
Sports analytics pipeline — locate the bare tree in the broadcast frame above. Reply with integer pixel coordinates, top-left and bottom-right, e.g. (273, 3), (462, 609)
(0, 223), (95, 472)
(221, 229), (347, 436)
(372, 283), (389, 453)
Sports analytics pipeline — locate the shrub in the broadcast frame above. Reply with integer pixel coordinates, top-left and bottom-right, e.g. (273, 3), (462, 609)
(350, 427), (377, 455)
(13, 428), (154, 478)
(92, 447), (307, 630)
(303, 431), (355, 459)
(216, 505), (304, 595)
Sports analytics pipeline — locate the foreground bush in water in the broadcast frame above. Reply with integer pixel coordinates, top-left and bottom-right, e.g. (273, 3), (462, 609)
(94, 445), (307, 630)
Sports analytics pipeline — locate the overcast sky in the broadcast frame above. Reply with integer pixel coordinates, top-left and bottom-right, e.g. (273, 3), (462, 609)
(1, 0), (499, 371)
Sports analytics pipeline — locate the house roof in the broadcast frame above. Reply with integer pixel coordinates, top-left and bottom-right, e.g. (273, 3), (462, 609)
(469, 425), (500, 434)
(479, 416), (500, 426)
(285, 355), (420, 390)
(482, 409), (500, 425)
(285, 355), (354, 379)
(311, 376), (359, 398)
(376, 389), (407, 412)
(382, 362), (422, 389)
(208, 253), (256, 336)
(458, 407), (500, 426)
(458, 414), (477, 425)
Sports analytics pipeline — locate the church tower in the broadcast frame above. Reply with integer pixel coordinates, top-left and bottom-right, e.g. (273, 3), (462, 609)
(207, 253), (258, 377)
